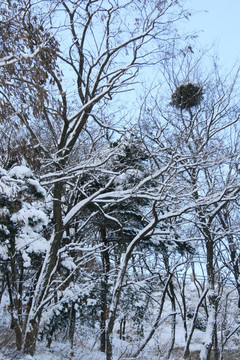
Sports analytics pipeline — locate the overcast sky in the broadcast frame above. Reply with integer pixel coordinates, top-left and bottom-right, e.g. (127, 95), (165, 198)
(184, 0), (240, 68)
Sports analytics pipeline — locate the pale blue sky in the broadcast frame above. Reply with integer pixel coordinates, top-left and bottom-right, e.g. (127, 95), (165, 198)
(184, 0), (240, 68)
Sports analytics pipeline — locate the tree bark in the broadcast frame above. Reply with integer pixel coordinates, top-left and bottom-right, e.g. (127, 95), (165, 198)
(22, 180), (64, 354)
(100, 227), (110, 353)
(23, 319), (39, 356)
(165, 281), (176, 360)
(69, 303), (76, 349)
(200, 291), (219, 360)
(105, 207), (158, 360)
(183, 288), (208, 359)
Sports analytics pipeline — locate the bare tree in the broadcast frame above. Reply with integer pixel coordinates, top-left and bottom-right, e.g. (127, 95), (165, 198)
(3, 2), (240, 359)
(1, 0), (191, 356)
(133, 53), (240, 359)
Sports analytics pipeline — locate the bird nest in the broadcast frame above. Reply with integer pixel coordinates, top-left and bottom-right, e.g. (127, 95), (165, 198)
(170, 82), (203, 109)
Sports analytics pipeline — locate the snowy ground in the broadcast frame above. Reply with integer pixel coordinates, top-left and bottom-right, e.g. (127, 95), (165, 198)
(0, 327), (239, 360)
(1, 282), (240, 359)
(0, 323), (191, 360)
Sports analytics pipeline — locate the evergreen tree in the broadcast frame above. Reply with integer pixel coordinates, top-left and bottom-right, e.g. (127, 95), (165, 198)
(0, 165), (50, 349)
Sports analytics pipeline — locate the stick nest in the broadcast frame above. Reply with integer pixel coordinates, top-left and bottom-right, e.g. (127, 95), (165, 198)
(170, 82), (203, 109)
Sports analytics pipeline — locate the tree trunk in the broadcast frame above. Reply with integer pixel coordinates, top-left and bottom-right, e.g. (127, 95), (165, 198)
(119, 316), (126, 340)
(100, 227), (110, 353)
(165, 281), (176, 360)
(23, 319), (39, 356)
(183, 288), (208, 359)
(69, 303), (76, 349)
(14, 321), (23, 351)
(199, 222), (218, 360)
(100, 284), (108, 353)
(133, 271), (174, 358)
(200, 291), (219, 360)
(21, 180), (64, 354)
(105, 211), (158, 360)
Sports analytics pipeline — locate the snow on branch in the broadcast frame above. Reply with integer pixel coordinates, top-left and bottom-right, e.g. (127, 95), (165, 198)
(63, 175), (116, 226)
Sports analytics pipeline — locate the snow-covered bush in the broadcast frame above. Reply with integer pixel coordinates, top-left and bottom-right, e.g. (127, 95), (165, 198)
(0, 165), (50, 268)
(0, 165), (51, 349)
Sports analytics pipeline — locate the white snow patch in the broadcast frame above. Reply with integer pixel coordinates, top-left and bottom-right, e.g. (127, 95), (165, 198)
(0, 167), (7, 176)
(8, 165), (33, 179)
(11, 206), (48, 232)
(0, 176), (19, 198)
(87, 298), (97, 306)
(61, 257), (77, 271)
(0, 244), (8, 260)
(27, 178), (46, 197)
(22, 252), (31, 268)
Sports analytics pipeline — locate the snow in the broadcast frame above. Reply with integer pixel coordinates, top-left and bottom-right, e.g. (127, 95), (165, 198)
(0, 165), (50, 268)
(0, 343), (110, 360)
(0, 174), (19, 198)
(113, 169), (144, 190)
(0, 282), (239, 359)
(0, 167), (7, 176)
(63, 176), (116, 226)
(61, 256), (77, 271)
(22, 252), (31, 268)
(87, 298), (97, 306)
(26, 178), (47, 197)
(11, 206), (48, 232)
(0, 243), (8, 260)
(10, 205), (49, 262)
(0, 166), (46, 203)
(8, 165), (33, 179)
(0, 206), (10, 219)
